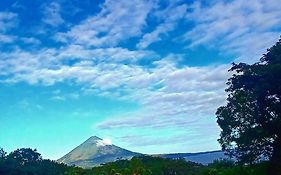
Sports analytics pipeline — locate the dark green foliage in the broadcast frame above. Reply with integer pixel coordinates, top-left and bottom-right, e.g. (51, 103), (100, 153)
(0, 147), (269, 175)
(200, 160), (268, 175)
(0, 148), (68, 175)
(216, 38), (281, 174)
(0, 148), (6, 158)
(91, 157), (267, 175)
(7, 148), (42, 165)
(90, 156), (203, 175)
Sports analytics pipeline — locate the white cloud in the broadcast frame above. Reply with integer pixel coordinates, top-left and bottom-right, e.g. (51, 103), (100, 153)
(0, 34), (16, 43)
(50, 95), (66, 101)
(50, 93), (80, 101)
(18, 100), (44, 111)
(21, 37), (41, 45)
(0, 45), (157, 87)
(184, 0), (281, 63)
(42, 2), (64, 27)
(97, 138), (112, 147)
(0, 12), (18, 32)
(137, 3), (187, 48)
(57, 45), (157, 63)
(56, 0), (155, 47)
(96, 62), (230, 129)
(0, 12), (18, 44)
(0, 46), (229, 131)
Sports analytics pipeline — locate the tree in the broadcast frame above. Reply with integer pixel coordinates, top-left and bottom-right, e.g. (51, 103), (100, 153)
(7, 148), (42, 165)
(216, 38), (281, 174)
(0, 148), (6, 159)
(0, 148), (69, 175)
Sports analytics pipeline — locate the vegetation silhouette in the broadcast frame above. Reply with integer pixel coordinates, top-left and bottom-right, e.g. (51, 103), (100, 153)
(0, 147), (269, 175)
(216, 38), (281, 175)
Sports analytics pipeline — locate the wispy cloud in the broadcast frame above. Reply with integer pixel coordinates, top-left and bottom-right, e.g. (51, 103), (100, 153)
(0, 46), (157, 85)
(117, 132), (215, 147)
(0, 34), (16, 43)
(0, 12), (18, 32)
(137, 2), (187, 48)
(20, 37), (41, 45)
(56, 0), (155, 47)
(18, 100), (44, 111)
(184, 0), (281, 62)
(42, 2), (64, 27)
(97, 138), (112, 147)
(50, 92), (80, 101)
(0, 12), (18, 44)
(1, 44), (229, 132)
(57, 45), (157, 63)
(96, 62), (230, 130)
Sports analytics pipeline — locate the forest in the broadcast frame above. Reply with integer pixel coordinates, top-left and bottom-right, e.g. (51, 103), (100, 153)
(0, 148), (268, 175)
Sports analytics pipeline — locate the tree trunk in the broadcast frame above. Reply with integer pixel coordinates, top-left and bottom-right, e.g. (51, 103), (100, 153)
(268, 136), (281, 175)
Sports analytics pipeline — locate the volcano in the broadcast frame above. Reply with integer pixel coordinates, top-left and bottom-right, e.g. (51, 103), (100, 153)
(57, 136), (142, 168)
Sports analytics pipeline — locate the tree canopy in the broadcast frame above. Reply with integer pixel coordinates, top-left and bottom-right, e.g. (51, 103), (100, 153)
(216, 38), (281, 174)
(0, 147), (269, 175)
(7, 148), (42, 165)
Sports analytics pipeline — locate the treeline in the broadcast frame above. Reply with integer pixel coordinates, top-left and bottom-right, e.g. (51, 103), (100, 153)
(84, 156), (268, 175)
(0, 148), (68, 175)
(0, 147), (268, 175)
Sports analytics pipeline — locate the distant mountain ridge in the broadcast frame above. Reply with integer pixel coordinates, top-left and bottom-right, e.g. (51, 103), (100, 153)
(156, 150), (228, 165)
(58, 136), (228, 168)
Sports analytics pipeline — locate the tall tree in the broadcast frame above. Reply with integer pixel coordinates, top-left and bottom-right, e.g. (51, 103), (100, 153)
(216, 38), (281, 174)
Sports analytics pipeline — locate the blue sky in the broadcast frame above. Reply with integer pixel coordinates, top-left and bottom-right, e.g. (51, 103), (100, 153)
(0, 0), (281, 160)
